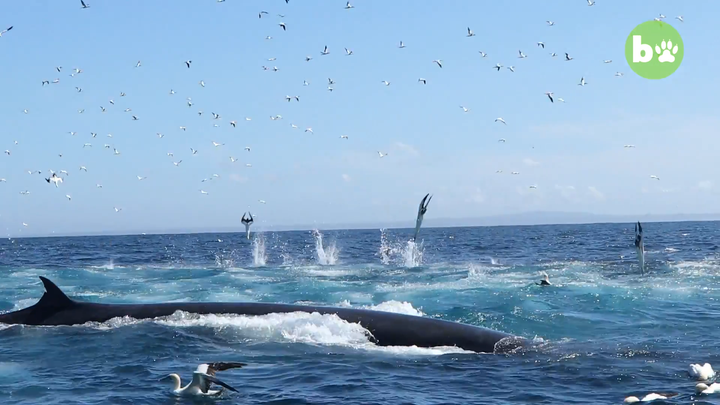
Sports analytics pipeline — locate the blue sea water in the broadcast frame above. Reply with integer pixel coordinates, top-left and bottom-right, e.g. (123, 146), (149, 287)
(0, 222), (719, 405)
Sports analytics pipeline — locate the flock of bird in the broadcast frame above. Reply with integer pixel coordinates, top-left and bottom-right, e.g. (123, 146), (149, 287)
(0, 1), (686, 235)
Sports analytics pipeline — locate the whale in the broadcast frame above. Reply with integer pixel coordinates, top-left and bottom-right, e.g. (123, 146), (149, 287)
(0, 277), (525, 354)
(635, 221), (645, 274)
(413, 193), (432, 242)
(241, 212), (254, 240)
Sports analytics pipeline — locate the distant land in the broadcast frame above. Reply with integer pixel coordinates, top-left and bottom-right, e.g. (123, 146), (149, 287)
(11, 211), (720, 239)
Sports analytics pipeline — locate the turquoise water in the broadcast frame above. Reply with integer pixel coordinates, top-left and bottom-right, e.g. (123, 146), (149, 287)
(1, 222), (719, 404)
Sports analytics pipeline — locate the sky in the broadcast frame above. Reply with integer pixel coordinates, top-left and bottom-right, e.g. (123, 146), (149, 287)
(0, 0), (718, 237)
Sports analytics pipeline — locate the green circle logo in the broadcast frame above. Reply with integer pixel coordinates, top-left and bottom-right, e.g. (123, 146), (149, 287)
(624, 20), (684, 80)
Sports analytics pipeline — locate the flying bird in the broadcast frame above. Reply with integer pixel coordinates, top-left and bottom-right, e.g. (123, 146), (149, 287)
(545, 92), (554, 103)
(537, 42), (544, 48)
(565, 53), (573, 61)
(80, 0), (89, 8)
(0, 26), (13, 37)
(321, 46), (329, 55)
(345, 1), (354, 9)
(495, 118), (507, 125)
(433, 59), (443, 68)
(185, 60), (192, 68)
(418, 78), (427, 84)
(467, 27), (475, 37)
(279, 22), (286, 31)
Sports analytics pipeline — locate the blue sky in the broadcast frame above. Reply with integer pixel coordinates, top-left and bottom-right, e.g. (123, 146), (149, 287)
(0, 0), (717, 236)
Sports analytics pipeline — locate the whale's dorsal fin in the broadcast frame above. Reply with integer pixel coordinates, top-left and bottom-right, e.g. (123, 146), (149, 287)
(38, 276), (75, 309)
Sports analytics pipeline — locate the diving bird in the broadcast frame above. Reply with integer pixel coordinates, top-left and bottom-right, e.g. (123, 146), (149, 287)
(241, 213), (254, 239)
(635, 222), (645, 274)
(160, 362), (245, 397)
(413, 193), (432, 242)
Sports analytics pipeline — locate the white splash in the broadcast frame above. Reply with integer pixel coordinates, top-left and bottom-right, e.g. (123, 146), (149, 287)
(313, 229), (338, 265)
(337, 299), (425, 316)
(403, 239), (423, 268)
(252, 233), (267, 267)
(379, 228), (393, 265)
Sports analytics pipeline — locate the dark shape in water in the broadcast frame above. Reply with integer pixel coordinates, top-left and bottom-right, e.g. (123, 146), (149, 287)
(0, 277), (525, 354)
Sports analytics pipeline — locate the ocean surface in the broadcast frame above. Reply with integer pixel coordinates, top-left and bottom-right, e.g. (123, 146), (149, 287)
(1, 222), (719, 405)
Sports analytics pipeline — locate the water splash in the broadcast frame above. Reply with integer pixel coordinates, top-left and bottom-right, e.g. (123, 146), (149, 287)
(379, 228), (392, 265)
(402, 239), (423, 268)
(313, 229), (338, 265)
(252, 233), (267, 267)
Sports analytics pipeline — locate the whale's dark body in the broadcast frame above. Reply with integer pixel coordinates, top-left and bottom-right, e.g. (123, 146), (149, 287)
(0, 277), (525, 354)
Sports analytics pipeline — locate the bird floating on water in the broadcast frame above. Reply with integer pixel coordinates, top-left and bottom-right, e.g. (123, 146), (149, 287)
(160, 362), (245, 397)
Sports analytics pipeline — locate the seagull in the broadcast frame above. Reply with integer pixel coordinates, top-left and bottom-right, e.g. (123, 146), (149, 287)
(3, 150), (9, 155)
(345, 1), (354, 9)
(157, 133), (164, 138)
(433, 59), (443, 68)
(650, 175), (660, 180)
(565, 53), (573, 61)
(321, 46), (329, 55)
(545, 92), (554, 103)
(113, 148), (120, 155)
(467, 27), (475, 37)
(0, 26), (12, 37)
(230, 120), (236, 127)
(229, 157), (237, 163)
(80, 0), (89, 8)
(41, 80), (49, 86)
(495, 118), (507, 125)
(558, 97), (565, 103)
(529, 185), (537, 189)
(79, 166), (88, 172)
(418, 78), (427, 84)
(550, 52), (557, 57)
(377, 151), (387, 158)
(305, 56), (312, 62)
(279, 22), (286, 31)
(537, 42), (545, 48)
(83, 143), (92, 148)
(511, 171), (520, 175)
(398, 41), (405, 48)
(518, 50), (527, 58)
(132, 115), (139, 120)
(96, 184), (102, 188)
(185, 60), (192, 68)
(244, 146), (251, 152)
(578, 77), (587, 86)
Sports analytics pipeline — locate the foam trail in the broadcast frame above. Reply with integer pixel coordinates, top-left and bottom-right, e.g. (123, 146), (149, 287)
(313, 229), (338, 265)
(252, 233), (267, 267)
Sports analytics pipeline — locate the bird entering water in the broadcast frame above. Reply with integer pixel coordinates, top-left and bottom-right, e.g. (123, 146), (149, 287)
(413, 193), (432, 242)
(537, 272), (551, 286)
(160, 362), (245, 397)
(241, 212), (254, 239)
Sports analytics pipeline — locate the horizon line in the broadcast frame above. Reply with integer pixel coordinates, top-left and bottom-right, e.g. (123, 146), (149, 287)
(8, 211), (720, 240)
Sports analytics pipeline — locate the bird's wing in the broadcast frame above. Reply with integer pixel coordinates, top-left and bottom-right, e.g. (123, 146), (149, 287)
(195, 373), (239, 393)
(206, 362), (247, 376)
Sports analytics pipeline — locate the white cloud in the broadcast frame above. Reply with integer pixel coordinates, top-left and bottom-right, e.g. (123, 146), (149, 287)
(393, 142), (419, 156)
(341, 173), (351, 182)
(523, 158), (540, 166)
(587, 186), (605, 201)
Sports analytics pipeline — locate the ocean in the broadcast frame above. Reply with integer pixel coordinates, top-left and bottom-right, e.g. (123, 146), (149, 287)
(0, 221), (718, 404)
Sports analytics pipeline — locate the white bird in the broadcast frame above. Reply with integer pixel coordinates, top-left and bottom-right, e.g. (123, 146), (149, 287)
(433, 59), (442, 68)
(518, 50), (527, 58)
(230, 121), (237, 127)
(212, 142), (224, 147)
(279, 22), (286, 31)
(550, 52), (557, 57)
(167, 152), (174, 157)
(137, 176), (146, 181)
(157, 133), (164, 138)
(199, 80), (205, 87)
(96, 184), (102, 188)
(305, 128), (313, 133)
(258, 200), (266, 204)
(83, 143), (92, 148)
(340, 135), (349, 139)
(624, 393), (677, 403)
(377, 151), (387, 158)
(507, 66), (515, 72)
(495, 118), (507, 125)
(79, 166), (87, 172)
(230, 157), (237, 163)
(398, 41), (405, 48)
(537, 42), (545, 48)
(114, 207), (122, 212)
(624, 145), (636, 148)
(615, 72), (624, 77)
(650, 175), (660, 180)
(381, 80), (390, 86)
(113, 148), (120, 155)
(689, 363), (715, 381)
(135, 60), (141, 68)
(65, 194), (72, 201)
(511, 171), (520, 175)
(418, 78), (427, 84)
(529, 185), (537, 189)
(546, 20), (555, 26)
(345, 1), (354, 9)
(191, 148), (198, 155)
(565, 53), (573, 61)
(0, 26), (13, 37)
(578, 77), (587, 86)
(460, 106), (469, 113)
(545, 91), (554, 103)
(603, 59), (612, 63)
(676, 15), (684, 22)
(244, 147), (251, 151)
(344, 48), (353, 55)
(587, 0), (595, 6)
(467, 27), (475, 37)
(696, 382), (720, 395)
(493, 63), (503, 71)
(321, 45), (329, 55)
(173, 161), (182, 166)
(200, 190), (209, 195)
(498, 138), (506, 143)
(479, 51), (488, 57)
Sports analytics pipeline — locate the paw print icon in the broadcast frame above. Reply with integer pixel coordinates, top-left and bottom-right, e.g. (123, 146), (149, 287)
(655, 40), (679, 63)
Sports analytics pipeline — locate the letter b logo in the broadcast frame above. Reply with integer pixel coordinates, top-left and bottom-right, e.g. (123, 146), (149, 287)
(632, 35), (653, 62)
(625, 20), (684, 80)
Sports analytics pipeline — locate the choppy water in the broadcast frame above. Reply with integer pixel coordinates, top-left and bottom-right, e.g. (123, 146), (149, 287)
(1, 222), (719, 404)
